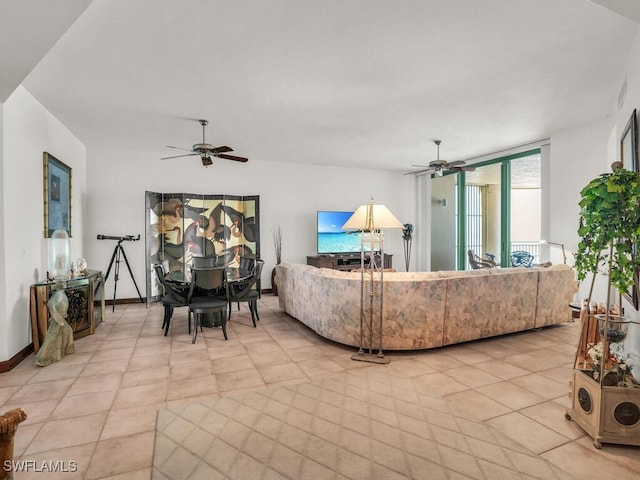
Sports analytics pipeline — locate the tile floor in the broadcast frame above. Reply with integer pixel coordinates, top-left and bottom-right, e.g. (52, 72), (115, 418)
(0, 295), (638, 479)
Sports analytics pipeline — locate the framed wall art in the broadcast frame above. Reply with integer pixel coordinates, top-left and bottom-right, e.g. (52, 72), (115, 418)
(619, 109), (640, 310)
(620, 108), (638, 172)
(43, 152), (72, 238)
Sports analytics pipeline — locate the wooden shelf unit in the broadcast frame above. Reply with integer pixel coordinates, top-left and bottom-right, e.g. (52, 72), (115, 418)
(306, 253), (392, 271)
(29, 270), (105, 353)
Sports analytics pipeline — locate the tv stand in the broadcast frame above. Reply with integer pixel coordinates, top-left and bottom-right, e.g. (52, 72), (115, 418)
(307, 253), (392, 271)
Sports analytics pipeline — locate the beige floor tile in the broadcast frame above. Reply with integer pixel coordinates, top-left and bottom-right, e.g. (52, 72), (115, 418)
(122, 366), (170, 387)
(90, 346), (134, 363)
(85, 431), (156, 479)
(170, 349), (211, 367)
(51, 389), (117, 419)
(167, 376), (218, 401)
(12, 422), (42, 458)
(127, 352), (170, 372)
(101, 403), (163, 439)
(510, 372), (570, 399)
(170, 361), (213, 380)
(258, 362), (307, 384)
(97, 467), (152, 480)
(4, 298), (640, 480)
(412, 372), (470, 396)
(28, 363), (86, 384)
(1, 398), (58, 426)
(486, 411), (570, 454)
(25, 412), (107, 454)
(444, 390), (512, 421)
(207, 344), (247, 360)
(0, 368), (38, 387)
(0, 385), (20, 406)
(9, 378), (74, 404)
(387, 358), (437, 377)
(447, 364), (502, 388)
(296, 357), (344, 377)
(112, 381), (168, 410)
(80, 357), (130, 376)
(211, 354), (255, 374)
(66, 372), (123, 396)
(476, 381), (546, 410)
(16, 442), (96, 479)
(248, 348), (293, 368)
(473, 359), (530, 380)
(439, 346), (493, 365)
(216, 368), (265, 393)
(131, 341), (171, 357)
(542, 441), (639, 480)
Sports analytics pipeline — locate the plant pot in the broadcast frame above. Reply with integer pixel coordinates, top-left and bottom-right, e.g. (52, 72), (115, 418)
(271, 267), (278, 296)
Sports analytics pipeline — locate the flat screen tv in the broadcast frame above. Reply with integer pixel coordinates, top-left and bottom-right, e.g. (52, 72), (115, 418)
(317, 210), (367, 254)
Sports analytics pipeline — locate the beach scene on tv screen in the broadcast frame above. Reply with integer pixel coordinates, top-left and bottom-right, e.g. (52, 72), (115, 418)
(317, 211), (363, 253)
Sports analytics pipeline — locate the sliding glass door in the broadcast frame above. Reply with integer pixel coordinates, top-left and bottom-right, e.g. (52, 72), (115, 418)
(429, 149), (541, 270)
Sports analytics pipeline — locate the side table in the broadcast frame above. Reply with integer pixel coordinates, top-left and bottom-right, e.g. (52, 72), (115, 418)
(29, 270), (105, 353)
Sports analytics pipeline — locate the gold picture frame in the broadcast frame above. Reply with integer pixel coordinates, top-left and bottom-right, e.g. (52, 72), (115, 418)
(43, 152), (72, 238)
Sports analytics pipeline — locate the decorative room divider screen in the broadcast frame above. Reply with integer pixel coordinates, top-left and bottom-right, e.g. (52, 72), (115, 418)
(144, 192), (260, 304)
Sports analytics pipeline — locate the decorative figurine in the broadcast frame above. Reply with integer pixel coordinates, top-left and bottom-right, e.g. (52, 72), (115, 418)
(34, 284), (75, 366)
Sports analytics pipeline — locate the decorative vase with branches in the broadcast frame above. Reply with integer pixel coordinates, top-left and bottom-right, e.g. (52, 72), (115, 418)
(272, 226), (282, 295)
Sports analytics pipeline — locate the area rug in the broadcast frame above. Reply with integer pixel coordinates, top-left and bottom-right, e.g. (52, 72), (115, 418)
(153, 367), (573, 479)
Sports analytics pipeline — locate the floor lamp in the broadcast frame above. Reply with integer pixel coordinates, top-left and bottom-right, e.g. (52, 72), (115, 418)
(342, 198), (404, 364)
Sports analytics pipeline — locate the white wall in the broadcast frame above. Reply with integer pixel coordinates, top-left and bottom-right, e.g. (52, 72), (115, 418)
(85, 147), (414, 302)
(0, 102), (6, 360)
(1, 86), (87, 361)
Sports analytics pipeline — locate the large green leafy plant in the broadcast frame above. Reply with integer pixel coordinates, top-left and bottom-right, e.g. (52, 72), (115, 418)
(574, 168), (640, 296)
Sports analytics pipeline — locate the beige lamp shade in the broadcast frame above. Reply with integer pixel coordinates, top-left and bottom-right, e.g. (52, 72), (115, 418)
(341, 200), (404, 230)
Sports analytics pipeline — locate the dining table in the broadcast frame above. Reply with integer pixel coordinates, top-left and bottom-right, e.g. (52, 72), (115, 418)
(165, 265), (253, 328)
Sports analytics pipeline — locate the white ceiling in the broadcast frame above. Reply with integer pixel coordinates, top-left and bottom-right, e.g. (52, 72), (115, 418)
(3, 0), (639, 172)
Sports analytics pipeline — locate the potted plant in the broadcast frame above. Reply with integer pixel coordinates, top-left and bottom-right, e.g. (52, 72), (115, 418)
(574, 164), (640, 300)
(566, 163), (640, 448)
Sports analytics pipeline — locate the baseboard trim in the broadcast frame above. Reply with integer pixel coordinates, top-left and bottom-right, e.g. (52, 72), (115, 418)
(0, 343), (34, 373)
(104, 298), (147, 306)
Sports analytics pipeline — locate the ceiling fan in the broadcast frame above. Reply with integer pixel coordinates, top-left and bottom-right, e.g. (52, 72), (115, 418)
(406, 140), (474, 176)
(161, 119), (248, 167)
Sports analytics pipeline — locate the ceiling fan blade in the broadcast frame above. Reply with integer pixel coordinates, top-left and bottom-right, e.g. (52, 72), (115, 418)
(161, 153), (199, 160)
(446, 160), (465, 168)
(165, 145), (194, 152)
(450, 166), (476, 172)
(216, 153), (248, 163)
(405, 167), (433, 175)
(211, 145), (233, 154)
(411, 164), (430, 168)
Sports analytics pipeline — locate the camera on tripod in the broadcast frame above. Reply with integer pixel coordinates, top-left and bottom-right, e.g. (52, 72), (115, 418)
(97, 234), (140, 242)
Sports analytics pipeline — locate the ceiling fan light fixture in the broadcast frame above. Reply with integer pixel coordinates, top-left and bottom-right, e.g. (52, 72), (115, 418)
(201, 156), (213, 166)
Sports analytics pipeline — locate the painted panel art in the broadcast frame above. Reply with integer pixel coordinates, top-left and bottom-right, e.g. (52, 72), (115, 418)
(145, 192), (260, 303)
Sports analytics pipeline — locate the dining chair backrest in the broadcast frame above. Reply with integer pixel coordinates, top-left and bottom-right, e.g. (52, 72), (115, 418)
(192, 256), (219, 268)
(238, 256), (256, 273)
(231, 260), (264, 299)
(188, 267), (227, 300)
(153, 264), (185, 297)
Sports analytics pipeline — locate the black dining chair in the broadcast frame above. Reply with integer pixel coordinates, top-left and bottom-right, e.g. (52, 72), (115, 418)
(188, 267), (229, 343)
(152, 264), (190, 336)
(192, 255), (225, 268)
(228, 260), (264, 327)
